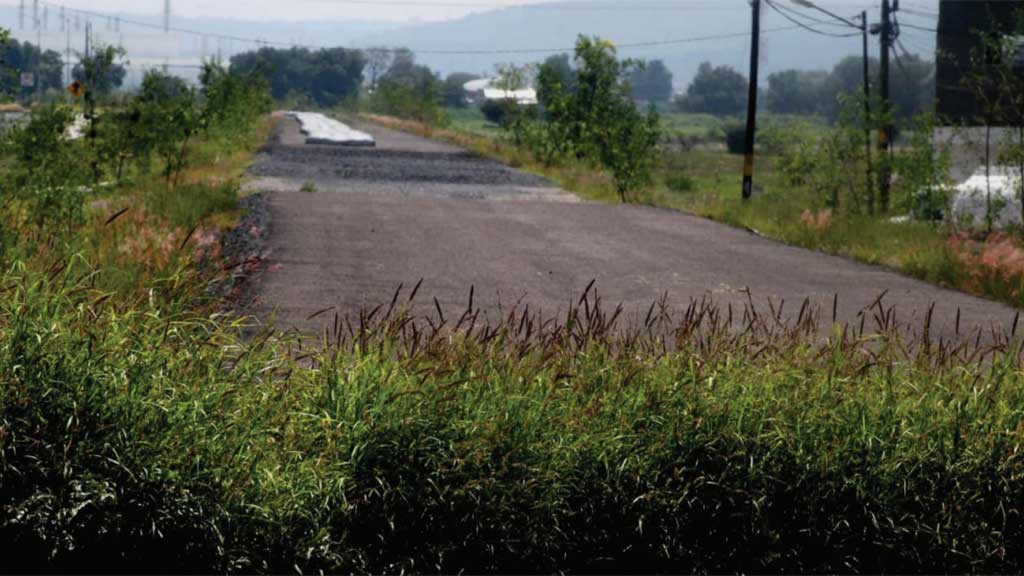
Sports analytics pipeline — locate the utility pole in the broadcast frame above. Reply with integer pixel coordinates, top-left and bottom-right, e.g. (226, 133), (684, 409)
(788, 1), (874, 211)
(65, 17), (71, 99)
(742, 0), (761, 201)
(85, 20), (99, 183)
(35, 20), (41, 104)
(84, 20), (93, 124)
(877, 0), (895, 212)
(862, 10), (874, 214)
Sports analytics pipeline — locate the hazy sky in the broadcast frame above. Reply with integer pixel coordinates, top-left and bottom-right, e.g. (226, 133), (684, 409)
(0, 0), (563, 22)
(0, 0), (921, 24)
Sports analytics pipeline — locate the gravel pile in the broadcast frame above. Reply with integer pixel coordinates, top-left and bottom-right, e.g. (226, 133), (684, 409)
(250, 145), (552, 188)
(214, 193), (272, 307)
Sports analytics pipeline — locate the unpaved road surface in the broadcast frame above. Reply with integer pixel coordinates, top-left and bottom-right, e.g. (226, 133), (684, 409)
(245, 116), (1017, 339)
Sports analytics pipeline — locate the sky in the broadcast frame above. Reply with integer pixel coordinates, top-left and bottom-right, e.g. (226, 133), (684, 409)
(0, 0), (563, 22)
(0, 0), (933, 24)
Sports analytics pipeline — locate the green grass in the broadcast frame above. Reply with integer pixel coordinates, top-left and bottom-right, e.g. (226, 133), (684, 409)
(446, 105), (502, 137)
(3, 257), (1024, 573)
(143, 180), (241, 230)
(445, 108), (826, 146)
(659, 111), (725, 139)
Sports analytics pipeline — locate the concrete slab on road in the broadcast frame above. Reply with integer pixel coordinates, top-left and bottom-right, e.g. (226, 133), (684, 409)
(248, 116), (1018, 340)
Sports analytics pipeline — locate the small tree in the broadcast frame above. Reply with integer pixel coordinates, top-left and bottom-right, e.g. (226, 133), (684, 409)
(630, 59), (673, 103)
(72, 45), (127, 98)
(364, 47), (393, 93)
(4, 105), (88, 229)
(538, 53), (576, 103)
(676, 62), (747, 116)
(443, 72), (477, 108)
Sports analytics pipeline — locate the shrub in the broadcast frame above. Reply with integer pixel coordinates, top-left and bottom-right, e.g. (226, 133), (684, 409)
(510, 35), (661, 202)
(371, 77), (449, 127)
(480, 98), (512, 126)
(664, 173), (695, 193)
(3, 104), (89, 229)
(724, 122), (747, 154)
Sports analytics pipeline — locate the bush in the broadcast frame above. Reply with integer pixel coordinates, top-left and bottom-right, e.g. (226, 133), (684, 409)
(664, 173), (695, 193)
(3, 104), (89, 229)
(371, 79), (448, 127)
(506, 35), (661, 202)
(480, 98), (512, 126)
(724, 122), (748, 154)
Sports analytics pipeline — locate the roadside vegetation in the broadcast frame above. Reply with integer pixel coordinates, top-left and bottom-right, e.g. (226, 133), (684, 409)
(3, 26), (1024, 574)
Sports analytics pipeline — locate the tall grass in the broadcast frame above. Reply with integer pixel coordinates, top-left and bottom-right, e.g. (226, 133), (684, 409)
(3, 258), (1024, 573)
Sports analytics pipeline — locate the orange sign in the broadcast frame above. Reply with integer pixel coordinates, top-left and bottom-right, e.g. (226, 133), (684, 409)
(67, 80), (85, 98)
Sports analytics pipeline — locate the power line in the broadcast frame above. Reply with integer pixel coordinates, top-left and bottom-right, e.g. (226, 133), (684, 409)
(224, 0), (749, 9)
(900, 22), (938, 33)
(765, 0), (861, 38)
(900, 7), (938, 19)
(764, 0), (852, 28)
(37, 1), (810, 56)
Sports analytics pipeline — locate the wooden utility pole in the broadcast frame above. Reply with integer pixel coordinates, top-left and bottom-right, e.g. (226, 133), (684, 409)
(862, 10), (874, 214)
(65, 15), (72, 91)
(742, 0), (761, 201)
(877, 0), (894, 212)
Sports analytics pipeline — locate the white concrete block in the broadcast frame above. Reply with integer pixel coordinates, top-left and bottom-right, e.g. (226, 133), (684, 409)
(287, 111), (375, 147)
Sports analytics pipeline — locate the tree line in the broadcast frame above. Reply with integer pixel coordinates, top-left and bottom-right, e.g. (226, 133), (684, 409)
(0, 37), (63, 98)
(679, 55), (935, 120)
(1, 34), (933, 126)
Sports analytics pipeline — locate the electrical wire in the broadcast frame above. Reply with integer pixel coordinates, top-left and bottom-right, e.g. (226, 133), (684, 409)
(754, 0), (848, 28)
(900, 7), (938, 19)
(764, 0), (861, 38)
(293, 0), (743, 9)
(36, 0), (811, 56)
(899, 22), (938, 33)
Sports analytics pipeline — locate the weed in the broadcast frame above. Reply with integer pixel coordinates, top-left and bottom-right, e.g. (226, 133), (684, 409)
(664, 173), (695, 193)
(2, 260), (1024, 573)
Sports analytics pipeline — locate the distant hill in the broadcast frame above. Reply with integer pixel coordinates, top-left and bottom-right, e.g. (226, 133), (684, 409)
(0, 0), (940, 89)
(354, 0), (940, 88)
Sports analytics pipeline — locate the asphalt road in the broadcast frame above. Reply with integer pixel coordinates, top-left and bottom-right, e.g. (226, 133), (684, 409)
(246, 115), (1018, 339)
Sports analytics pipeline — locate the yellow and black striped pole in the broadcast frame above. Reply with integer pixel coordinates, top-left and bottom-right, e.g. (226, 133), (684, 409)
(742, 0), (761, 200)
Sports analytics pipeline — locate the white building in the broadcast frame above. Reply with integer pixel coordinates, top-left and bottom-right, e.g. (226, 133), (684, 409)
(463, 78), (538, 106)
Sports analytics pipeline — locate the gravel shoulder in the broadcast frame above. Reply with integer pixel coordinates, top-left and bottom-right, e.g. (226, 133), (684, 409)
(245, 115), (1019, 339)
